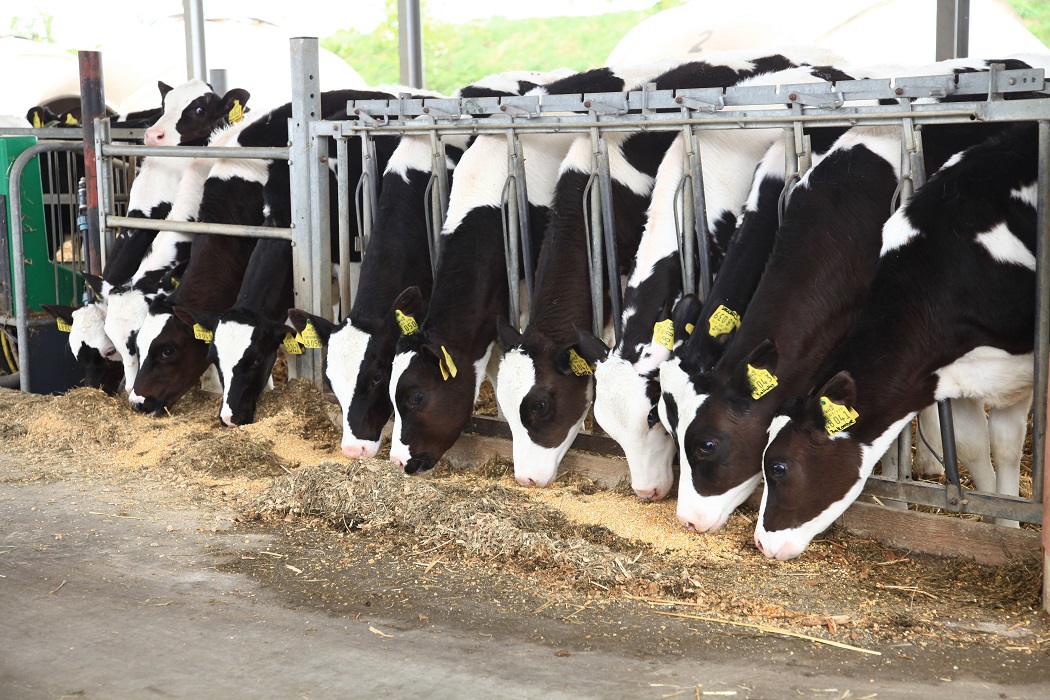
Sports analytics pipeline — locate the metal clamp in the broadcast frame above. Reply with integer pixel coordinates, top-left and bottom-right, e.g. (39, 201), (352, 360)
(786, 91), (845, 109)
(351, 109), (388, 127)
(584, 97), (628, 116)
(675, 94), (725, 112)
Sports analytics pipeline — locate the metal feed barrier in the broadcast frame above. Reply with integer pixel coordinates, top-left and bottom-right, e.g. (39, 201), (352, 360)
(3, 39), (1047, 600)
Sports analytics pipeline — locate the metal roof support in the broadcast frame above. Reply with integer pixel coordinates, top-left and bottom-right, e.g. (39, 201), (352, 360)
(398, 0), (425, 88)
(936, 0), (970, 60)
(184, 0), (208, 81)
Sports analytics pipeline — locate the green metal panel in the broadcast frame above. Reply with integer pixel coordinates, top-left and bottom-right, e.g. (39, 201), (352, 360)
(1, 136), (81, 312)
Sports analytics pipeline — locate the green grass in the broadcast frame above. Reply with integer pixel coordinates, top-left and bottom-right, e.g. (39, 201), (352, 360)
(322, 1), (1050, 95)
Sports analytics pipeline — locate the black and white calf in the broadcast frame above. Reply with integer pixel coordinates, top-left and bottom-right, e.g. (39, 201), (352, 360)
(672, 56), (1047, 536)
(286, 72), (569, 458)
(144, 80), (250, 147)
(47, 80), (249, 393)
(132, 89), (403, 416)
(386, 64), (621, 472)
(758, 123), (1039, 560)
(495, 50), (846, 491)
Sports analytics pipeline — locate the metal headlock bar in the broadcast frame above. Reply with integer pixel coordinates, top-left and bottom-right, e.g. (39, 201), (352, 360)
(8, 44), (1043, 532)
(327, 63), (1050, 529)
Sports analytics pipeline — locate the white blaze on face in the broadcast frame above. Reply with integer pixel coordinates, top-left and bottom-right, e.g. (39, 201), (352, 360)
(325, 323), (380, 459)
(130, 311), (172, 406)
(755, 414), (913, 561)
(387, 350), (416, 466)
(213, 320), (254, 426)
(592, 356), (674, 499)
(70, 302), (120, 363)
(144, 79), (211, 146)
(657, 357), (689, 438)
(496, 350), (588, 488)
(104, 290), (152, 392)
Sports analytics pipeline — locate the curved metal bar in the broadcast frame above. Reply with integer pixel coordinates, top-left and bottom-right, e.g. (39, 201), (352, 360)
(500, 174), (521, 327)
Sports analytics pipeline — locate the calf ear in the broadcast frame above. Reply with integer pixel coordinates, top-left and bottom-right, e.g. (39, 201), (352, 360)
(286, 309), (337, 344)
(41, 304), (76, 324)
(391, 287), (424, 319)
(727, 339), (778, 401)
(574, 327), (610, 365)
(82, 273), (106, 301)
(497, 317), (523, 351)
(172, 306), (217, 331)
(816, 371), (857, 408)
(158, 81), (174, 99)
(221, 88), (251, 119)
(672, 294), (702, 339)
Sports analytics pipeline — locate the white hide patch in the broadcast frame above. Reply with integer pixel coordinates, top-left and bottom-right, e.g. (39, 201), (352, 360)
(145, 80), (211, 146)
(387, 350), (416, 465)
(496, 350), (587, 488)
(558, 131), (654, 198)
(656, 357), (690, 438)
(134, 312), (172, 377)
(466, 68), (576, 94)
(127, 154), (193, 215)
(934, 347), (1034, 407)
(593, 356), (675, 498)
(213, 320), (254, 423)
(975, 222), (1037, 271)
(325, 322), (379, 455)
(70, 302), (120, 362)
(104, 289), (152, 390)
(1012, 184), (1037, 209)
(879, 208), (920, 256)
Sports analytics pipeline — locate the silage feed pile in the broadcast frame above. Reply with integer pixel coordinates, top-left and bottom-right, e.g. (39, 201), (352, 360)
(0, 384), (1044, 646)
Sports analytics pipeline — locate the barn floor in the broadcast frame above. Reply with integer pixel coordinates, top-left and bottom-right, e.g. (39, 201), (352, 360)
(0, 384), (1048, 698)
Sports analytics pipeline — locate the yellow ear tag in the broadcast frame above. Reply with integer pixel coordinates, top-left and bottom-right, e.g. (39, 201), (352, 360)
(652, 319), (674, 351)
(298, 321), (323, 349)
(229, 99), (243, 124)
(820, 396), (859, 436)
(64, 113), (79, 126)
(438, 345), (458, 381)
(56, 318), (73, 333)
(395, 310), (418, 336)
(32, 112), (43, 128)
(746, 364), (777, 400)
(684, 322), (695, 336)
(708, 305), (741, 337)
(170, 277), (180, 289)
(193, 324), (213, 344)
(282, 333), (304, 355)
(567, 348), (594, 376)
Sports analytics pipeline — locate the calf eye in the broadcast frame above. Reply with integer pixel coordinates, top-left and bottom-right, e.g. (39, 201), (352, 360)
(160, 345), (176, 360)
(195, 106), (205, 116)
(769, 462), (788, 479)
(250, 357), (262, 369)
(531, 400), (548, 416)
(697, 439), (717, 455)
(407, 391), (423, 407)
(371, 371), (383, 387)
(104, 348), (117, 359)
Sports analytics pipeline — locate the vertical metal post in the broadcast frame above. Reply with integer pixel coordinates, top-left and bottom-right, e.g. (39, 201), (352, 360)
(208, 68), (227, 96)
(289, 38), (325, 386)
(939, 399), (963, 511)
(78, 51), (105, 278)
(183, 0), (208, 81)
(936, 0), (970, 61)
(585, 128), (604, 338)
(597, 137), (622, 344)
(336, 135), (352, 314)
(1033, 121), (1050, 612)
(512, 135), (534, 309)
(686, 127), (712, 302)
(95, 118), (114, 271)
(397, 0), (425, 88)
(503, 172), (522, 329)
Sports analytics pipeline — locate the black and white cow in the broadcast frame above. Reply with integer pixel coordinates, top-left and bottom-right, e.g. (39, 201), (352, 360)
(494, 50), (847, 490)
(130, 89), (402, 415)
(670, 57), (1044, 535)
(287, 71), (569, 458)
(45, 80), (249, 393)
(758, 123), (1039, 560)
(144, 80), (250, 147)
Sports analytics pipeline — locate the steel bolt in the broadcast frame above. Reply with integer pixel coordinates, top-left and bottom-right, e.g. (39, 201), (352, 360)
(584, 100), (592, 108)
(500, 105), (508, 112)
(895, 87), (904, 96)
(675, 96), (683, 104)
(1008, 77), (1017, 86)
(948, 497), (959, 506)
(423, 107), (430, 114)
(788, 93), (797, 101)
(319, 155), (328, 163)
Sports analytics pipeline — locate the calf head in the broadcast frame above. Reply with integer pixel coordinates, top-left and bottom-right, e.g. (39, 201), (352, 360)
(676, 340), (780, 534)
(42, 303), (124, 394)
(128, 302), (210, 415)
(495, 320), (594, 488)
(582, 326), (676, 501)
(289, 294), (412, 460)
(207, 308), (294, 426)
(655, 294), (704, 442)
(144, 80), (250, 147)
(757, 372), (879, 561)
(389, 292), (485, 475)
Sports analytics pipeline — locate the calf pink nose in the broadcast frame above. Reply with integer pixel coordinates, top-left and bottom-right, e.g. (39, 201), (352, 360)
(515, 476), (537, 487)
(144, 129), (164, 145)
(342, 444), (366, 459)
(634, 487), (660, 501)
(390, 455), (405, 468)
(677, 515), (699, 531)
